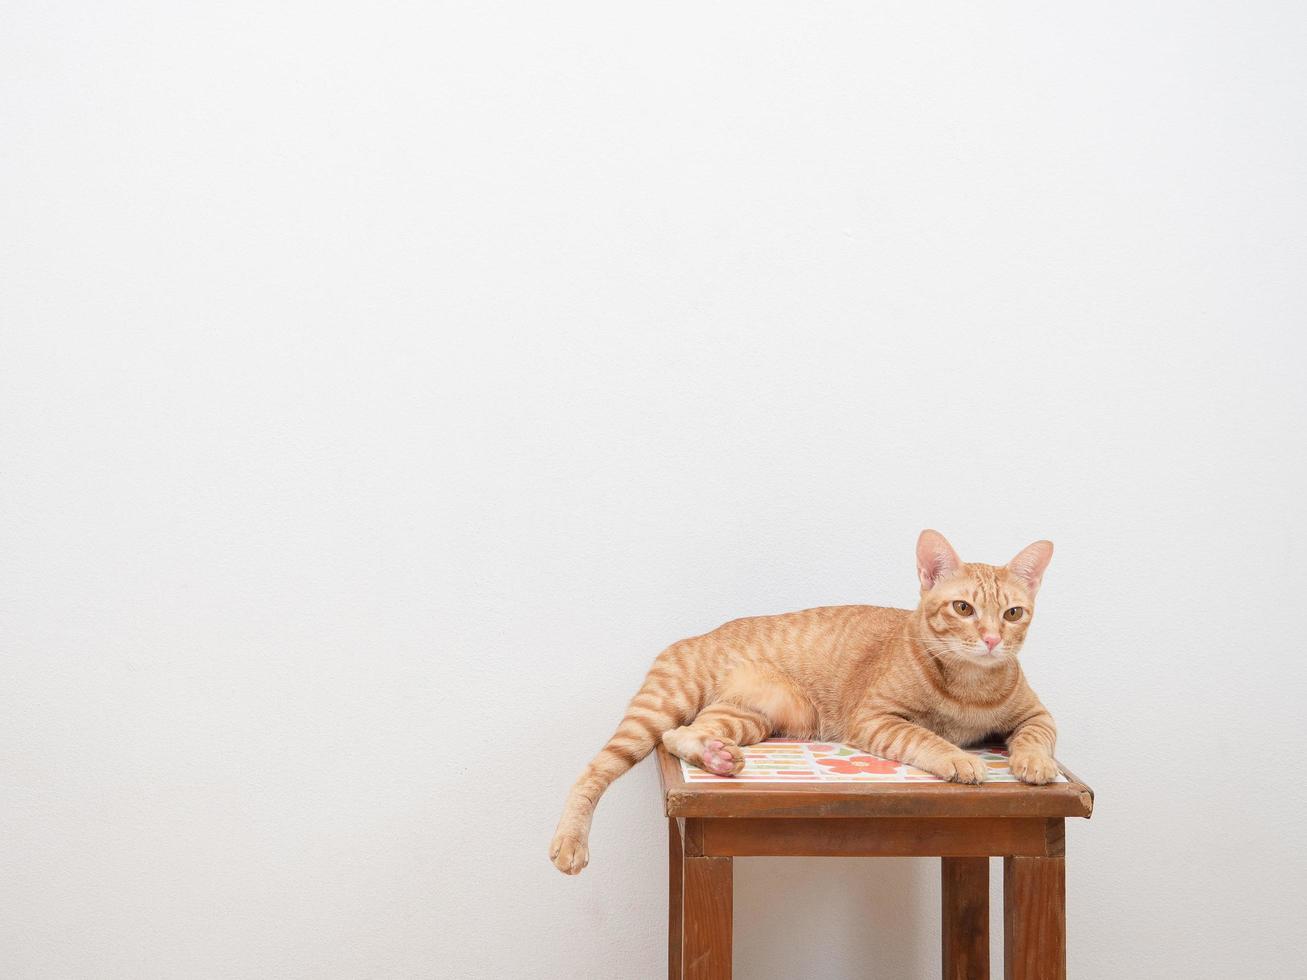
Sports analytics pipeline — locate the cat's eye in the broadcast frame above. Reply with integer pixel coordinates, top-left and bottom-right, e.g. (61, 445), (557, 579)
(1003, 607), (1025, 622)
(952, 600), (973, 616)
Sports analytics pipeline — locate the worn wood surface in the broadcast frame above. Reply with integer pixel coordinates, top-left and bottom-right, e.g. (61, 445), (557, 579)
(1003, 855), (1066, 980)
(696, 816), (1060, 858)
(668, 818), (683, 980)
(657, 747), (1094, 820)
(682, 855), (732, 980)
(942, 857), (990, 980)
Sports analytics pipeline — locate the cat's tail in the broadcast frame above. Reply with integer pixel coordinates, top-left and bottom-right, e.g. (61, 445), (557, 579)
(549, 643), (706, 875)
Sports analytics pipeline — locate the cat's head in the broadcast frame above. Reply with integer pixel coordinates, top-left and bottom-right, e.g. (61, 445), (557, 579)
(914, 529), (1053, 667)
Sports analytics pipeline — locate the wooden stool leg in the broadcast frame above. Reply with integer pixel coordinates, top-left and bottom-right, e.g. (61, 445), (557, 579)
(942, 856), (989, 979)
(669, 818), (683, 980)
(681, 854), (732, 979)
(1003, 855), (1065, 980)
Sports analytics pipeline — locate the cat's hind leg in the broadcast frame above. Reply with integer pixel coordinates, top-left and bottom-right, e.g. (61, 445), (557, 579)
(662, 665), (819, 776)
(550, 643), (704, 874)
(661, 702), (769, 775)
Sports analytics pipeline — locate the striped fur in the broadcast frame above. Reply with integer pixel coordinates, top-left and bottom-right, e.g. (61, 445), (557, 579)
(550, 530), (1058, 874)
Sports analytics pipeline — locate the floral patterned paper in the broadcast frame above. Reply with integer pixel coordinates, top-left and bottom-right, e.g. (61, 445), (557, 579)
(679, 738), (1064, 783)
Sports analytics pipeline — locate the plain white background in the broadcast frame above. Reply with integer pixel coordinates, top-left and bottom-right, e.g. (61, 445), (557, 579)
(3, 2), (1306, 977)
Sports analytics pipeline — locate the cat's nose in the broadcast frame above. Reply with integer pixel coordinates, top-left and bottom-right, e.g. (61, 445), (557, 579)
(982, 634), (1001, 651)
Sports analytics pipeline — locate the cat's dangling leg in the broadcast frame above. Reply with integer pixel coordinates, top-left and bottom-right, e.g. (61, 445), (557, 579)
(550, 643), (707, 875)
(661, 701), (772, 775)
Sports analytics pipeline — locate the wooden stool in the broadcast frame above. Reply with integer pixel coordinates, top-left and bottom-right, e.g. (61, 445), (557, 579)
(658, 743), (1094, 980)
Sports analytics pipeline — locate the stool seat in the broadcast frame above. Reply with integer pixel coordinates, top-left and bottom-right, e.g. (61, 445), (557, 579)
(659, 739), (1094, 820)
(657, 740), (1094, 980)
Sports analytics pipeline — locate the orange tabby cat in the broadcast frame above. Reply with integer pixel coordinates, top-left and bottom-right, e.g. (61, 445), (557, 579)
(550, 530), (1058, 875)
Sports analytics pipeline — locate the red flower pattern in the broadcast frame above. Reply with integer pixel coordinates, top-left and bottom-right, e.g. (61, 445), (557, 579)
(815, 755), (899, 775)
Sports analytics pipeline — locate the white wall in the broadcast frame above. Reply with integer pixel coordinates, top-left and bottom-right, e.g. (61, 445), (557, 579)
(3, 2), (1305, 977)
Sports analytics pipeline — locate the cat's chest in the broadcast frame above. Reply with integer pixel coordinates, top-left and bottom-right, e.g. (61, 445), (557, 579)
(920, 698), (1015, 745)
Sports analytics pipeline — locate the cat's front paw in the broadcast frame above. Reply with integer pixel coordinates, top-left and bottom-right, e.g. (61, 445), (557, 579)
(549, 832), (589, 875)
(1009, 750), (1058, 785)
(939, 752), (988, 784)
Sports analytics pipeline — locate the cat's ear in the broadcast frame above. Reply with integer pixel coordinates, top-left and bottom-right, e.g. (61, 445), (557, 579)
(916, 529), (962, 591)
(1007, 540), (1054, 594)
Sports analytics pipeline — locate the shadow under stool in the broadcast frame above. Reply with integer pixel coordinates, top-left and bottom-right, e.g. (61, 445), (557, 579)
(657, 743), (1094, 980)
